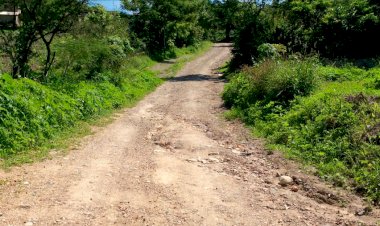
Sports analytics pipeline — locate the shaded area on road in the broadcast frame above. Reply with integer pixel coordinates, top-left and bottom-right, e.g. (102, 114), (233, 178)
(168, 74), (225, 83)
(213, 43), (233, 48)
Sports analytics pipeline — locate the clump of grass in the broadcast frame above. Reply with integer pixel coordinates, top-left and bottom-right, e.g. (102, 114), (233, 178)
(223, 59), (319, 123)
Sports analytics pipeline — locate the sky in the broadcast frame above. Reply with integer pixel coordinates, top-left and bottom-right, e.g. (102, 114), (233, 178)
(90, 0), (123, 11)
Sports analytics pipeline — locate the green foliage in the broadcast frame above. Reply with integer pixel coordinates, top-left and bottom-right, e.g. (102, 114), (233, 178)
(257, 43), (286, 61)
(232, 4), (274, 66)
(124, 0), (207, 53)
(223, 59), (318, 110)
(52, 36), (126, 81)
(316, 66), (370, 82)
(365, 68), (380, 89)
(223, 60), (380, 203)
(212, 0), (242, 41)
(0, 32), (211, 165)
(0, 74), (81, 155)
(0, 57), (162, 160)
(229, 0), (380, 67)
(260, 87), (380, 203)
(275, 0), (380, 58)
(0, 0), (88, 77)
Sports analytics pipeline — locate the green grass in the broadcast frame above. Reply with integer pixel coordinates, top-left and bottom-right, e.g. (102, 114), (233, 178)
(223, 60), (380, 204)
(0, 66), (161, 167)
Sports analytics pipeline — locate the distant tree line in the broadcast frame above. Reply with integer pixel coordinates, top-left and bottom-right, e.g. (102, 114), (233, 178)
(1, 0), (379, 79)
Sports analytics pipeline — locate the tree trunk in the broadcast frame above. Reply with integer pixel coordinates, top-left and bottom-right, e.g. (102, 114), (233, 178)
(40, 31), (57, 78)
(12, 65), (19, 78)
(43, 42), (54, 78)
(225, 23), (232, 41)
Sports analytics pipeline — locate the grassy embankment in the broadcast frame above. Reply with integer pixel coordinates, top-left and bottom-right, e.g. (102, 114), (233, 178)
(0, 40), (212, 167)
(223, 59), (380, 204)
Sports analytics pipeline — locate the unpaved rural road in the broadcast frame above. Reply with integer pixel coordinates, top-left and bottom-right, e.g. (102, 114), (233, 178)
(0, 43), (379, 225)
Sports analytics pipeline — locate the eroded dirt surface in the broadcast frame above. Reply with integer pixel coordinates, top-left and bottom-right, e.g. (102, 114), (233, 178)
(0, 43), (379, 225)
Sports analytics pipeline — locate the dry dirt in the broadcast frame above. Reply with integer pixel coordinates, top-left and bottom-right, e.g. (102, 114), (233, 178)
(0, 43), (379, 226)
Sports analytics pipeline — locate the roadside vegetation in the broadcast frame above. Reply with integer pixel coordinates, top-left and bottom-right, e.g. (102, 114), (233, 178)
(221, 0), (380, 204)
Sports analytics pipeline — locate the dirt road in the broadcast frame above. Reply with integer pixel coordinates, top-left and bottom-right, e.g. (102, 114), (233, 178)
(0, 44), (379, 225)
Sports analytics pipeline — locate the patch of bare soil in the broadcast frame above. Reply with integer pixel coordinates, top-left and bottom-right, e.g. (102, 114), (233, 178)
(0, 43), (379, 225)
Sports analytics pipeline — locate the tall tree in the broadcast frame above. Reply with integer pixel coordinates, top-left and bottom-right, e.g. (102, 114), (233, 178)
(275, 0), (380, 58)
(231, 0), (272, 66)
(0, 0), (88, 78)
(123, 0), (207, 53)
(213, 0), (241, 41)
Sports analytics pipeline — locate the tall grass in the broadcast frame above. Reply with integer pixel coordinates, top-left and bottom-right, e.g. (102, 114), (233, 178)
(0, 60), (161, 161)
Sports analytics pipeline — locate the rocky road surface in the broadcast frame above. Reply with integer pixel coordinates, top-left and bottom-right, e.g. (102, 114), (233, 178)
(0, 43), (379, 225)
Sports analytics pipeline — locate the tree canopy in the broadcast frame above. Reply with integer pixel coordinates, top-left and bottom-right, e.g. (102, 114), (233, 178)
(0, 0), (88, 78)
(123, 0), (207, 53)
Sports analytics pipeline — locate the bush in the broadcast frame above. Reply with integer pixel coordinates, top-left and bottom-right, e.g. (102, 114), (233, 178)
(223, 59), (319, 111)
(257, 43), (281, 60)
(53, 36), (124, 81)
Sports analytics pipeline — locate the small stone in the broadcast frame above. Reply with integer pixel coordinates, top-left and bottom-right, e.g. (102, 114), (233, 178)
(153, 149), (165, 153)
(279, 176), (293, 186)
(232, 149), (241, 155)
(201, 160), (208, 164)
(186, 158), (197, 163)
(290, 185), (299, 192)
(208, 152), (219, 156)
(23, 181), (30, 185)
(355, 207), (372, 216)
(19, 204), (31, 209)
(208, 157), (220, 163)
(25, 222), (33, 226)
(0, 213), (3, 217)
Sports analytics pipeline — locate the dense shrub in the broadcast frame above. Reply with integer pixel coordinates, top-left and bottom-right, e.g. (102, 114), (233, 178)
(53, 36), (126, 81)
(257, 43), (281, 60)
(223, 59), (318, 110)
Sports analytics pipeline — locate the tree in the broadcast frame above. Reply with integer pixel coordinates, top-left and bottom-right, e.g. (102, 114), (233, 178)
(231, 0), (272, 66)
(212, 0), (241, 41)
(123, 0), (207, 54)
(0, 0), (88, 78)
(275, 0), (380, 58)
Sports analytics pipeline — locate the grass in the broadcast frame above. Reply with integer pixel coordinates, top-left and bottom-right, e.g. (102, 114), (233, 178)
(223, 59), (380, 204)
